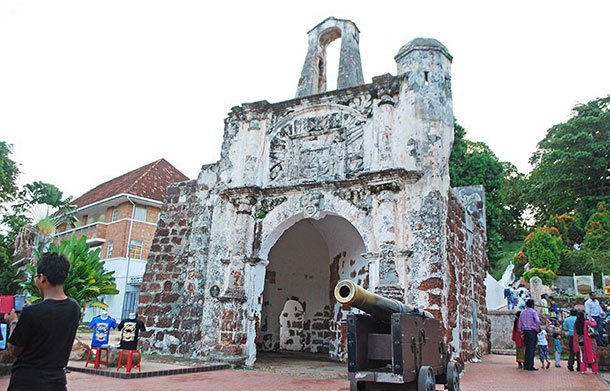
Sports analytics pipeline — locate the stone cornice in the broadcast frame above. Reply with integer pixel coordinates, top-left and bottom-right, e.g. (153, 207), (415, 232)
(219, 169), (423, 199)
(225, 74), (406, 119)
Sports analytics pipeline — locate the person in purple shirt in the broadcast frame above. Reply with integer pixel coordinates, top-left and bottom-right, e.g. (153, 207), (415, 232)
(519, 299), (541, 370)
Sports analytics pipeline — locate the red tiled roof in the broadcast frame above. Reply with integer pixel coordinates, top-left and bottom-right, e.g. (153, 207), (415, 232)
(71, 159), (189, 208)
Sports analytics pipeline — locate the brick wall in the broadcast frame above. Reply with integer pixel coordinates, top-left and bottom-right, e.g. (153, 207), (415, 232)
(445, 189), (490, 360)
(138, 180), (212, 356)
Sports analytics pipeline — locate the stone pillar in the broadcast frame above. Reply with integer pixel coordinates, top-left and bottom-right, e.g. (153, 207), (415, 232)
(217, 193), (257, 361)
(530, 276), (543, 315)
(371, 185), (403, 301)
(374, 87), (395, 170)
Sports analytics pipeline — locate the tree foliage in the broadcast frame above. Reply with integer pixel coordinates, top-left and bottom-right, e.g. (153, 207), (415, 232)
(514, 227), (563, 283)
(500, 162), (528, 242)
(449, 121), (526, 264)
(584, 203), (610, 252)
(21, 235), (119, 310)
(0, 246), (19, 295)
(523, 267), (557, 286)
(528, 96), (610, 222)
(523, 227), (563, 272)
(0, 141), (19, 205)
(545, 213), (585, 249)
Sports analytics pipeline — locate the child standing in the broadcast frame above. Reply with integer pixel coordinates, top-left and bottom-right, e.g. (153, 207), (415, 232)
(538, 329), (551, 369)
(553, 333), (562, 367)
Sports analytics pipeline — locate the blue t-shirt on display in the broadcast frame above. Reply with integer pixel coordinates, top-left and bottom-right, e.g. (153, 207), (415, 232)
(88, 316), (117, 347)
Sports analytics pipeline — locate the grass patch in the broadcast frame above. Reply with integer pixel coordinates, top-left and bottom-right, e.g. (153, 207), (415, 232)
(491, 241), (524, 281)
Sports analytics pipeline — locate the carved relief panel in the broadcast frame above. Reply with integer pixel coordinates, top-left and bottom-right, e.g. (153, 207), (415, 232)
(269, 106), (366, 184)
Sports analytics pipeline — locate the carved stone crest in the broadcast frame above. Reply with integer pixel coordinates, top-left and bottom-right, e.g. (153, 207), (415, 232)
(268, 108), (365, 184)
(301, 192), (323, 219)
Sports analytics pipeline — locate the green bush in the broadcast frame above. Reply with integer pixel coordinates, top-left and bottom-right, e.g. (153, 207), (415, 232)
(584, 203), (610, 252)
(558, 249), (594, 276)
(21, 234), (119, 310)
(546, 213), (585, 249)
(523, 267), (557, 286)
(523, 227), (563, 272)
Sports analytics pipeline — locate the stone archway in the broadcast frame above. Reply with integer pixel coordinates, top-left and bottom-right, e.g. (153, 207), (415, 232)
(256, 214), (367, 361)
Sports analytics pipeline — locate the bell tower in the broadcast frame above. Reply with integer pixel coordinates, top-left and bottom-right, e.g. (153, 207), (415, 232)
(296, 17), (364, 98)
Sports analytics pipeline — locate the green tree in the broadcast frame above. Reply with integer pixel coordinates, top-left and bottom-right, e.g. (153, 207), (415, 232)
(523, 227), (563, 272)
(500, 162), (528, 242)
(528, 95), (610, 222)
(0, 141), (19, 205)
(584, 202), (610, 251)
(21, 235), (119, 310)
(0, 246), (19, 295)
(545, 213), (585, 249)
(449, 121), (507, 263)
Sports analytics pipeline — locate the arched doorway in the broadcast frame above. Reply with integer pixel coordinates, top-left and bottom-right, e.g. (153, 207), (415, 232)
(256, 214), (368, 360)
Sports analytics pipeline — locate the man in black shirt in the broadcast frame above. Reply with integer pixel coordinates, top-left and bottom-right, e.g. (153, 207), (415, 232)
(4, 252), (81, 391)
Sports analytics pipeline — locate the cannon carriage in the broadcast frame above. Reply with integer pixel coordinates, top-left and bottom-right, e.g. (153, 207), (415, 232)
(335, 280), (460, 391)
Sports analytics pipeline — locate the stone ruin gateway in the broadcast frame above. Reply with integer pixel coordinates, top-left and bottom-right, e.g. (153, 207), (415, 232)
(138, 17), (490, 366)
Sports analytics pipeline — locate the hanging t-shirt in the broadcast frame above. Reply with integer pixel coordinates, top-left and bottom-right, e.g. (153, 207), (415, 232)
(88, 316), (118, 347)
(118, 318), (146, 350)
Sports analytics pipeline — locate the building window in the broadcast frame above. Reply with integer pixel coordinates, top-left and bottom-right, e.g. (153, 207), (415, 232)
(134, 205), (147, 222)
(111, 207), (118, 222)
(128, 240), (143, 259)
(106, 241), (113, 258)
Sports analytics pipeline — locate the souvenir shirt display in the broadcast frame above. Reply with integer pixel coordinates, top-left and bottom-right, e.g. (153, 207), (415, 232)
(88, 311), (118, 347)
(118, 312), (146, 350)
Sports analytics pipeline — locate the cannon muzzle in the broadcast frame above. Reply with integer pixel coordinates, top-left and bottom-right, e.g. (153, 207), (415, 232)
(334, 280), (433, 322)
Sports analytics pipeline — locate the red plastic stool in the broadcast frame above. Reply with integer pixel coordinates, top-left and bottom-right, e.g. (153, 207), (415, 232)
(116, 350), (141, 373)
(85, 347), (109, 369)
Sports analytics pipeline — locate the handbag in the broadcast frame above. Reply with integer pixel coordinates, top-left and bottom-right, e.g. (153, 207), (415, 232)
(587, 323), (598, 338)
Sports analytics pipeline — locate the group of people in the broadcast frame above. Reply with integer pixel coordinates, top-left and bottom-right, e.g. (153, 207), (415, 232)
(512, 292), (604, 375)
(504, 285), (541, 311)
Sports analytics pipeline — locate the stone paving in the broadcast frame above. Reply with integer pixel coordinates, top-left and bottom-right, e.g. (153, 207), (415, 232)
(0, 354), (608, 390)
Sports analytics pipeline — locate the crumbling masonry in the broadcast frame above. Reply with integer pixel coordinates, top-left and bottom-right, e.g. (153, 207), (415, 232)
(138, 17), (490, 365)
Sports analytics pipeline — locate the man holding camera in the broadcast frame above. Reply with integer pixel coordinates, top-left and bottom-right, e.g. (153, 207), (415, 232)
(3, 252), (81, 391)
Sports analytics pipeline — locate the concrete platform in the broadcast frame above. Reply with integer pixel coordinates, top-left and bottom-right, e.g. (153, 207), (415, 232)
(67, 359), (228, 379)
(0, 354), (607, 390)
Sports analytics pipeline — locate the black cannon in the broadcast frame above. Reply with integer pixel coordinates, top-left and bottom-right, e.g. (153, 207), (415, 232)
(335, 280), (460, 391)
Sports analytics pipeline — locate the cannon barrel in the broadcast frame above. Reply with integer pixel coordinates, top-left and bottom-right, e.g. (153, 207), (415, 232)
(334, 280), (433, 323)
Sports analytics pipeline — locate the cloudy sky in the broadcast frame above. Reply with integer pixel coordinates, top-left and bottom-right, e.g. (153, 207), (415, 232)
(1, 0), (609, 199)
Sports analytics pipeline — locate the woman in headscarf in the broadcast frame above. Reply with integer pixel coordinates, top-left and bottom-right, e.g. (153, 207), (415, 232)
(574, 311), (599, 374)
(512, 310), (524, 368)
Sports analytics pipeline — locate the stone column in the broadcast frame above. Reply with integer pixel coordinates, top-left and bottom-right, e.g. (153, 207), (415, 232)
(529, 276), (543, 315)
(371, 184), (403, 301)
(217, 193), (257, 361)
(374, 87), (396, 170)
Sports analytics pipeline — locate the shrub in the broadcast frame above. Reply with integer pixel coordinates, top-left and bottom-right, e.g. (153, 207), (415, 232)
(584, 203), (610, 252)
(523, 267), (557, 286)
(546, 213), (585, 249)
(21, 234), (119, 310)
(523, 227), (563, 272)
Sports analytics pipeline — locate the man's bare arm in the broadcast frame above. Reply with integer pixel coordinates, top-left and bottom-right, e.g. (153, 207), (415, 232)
(7, 342), (24, 357)
(4, 311), (24, 357)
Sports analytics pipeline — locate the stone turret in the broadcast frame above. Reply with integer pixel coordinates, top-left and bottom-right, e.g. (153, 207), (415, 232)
(296, 17), (364, 97)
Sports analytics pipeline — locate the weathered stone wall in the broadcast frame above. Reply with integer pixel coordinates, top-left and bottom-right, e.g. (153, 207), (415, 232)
(445, 188), (490, 360)
(137, 19), (489, 366)
(488, 309), (517, 350)
(138, 178), (215, 356)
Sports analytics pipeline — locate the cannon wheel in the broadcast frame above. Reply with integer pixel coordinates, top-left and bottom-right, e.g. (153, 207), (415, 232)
(418, 366), (436, 391)
(446, 362), (460, 391)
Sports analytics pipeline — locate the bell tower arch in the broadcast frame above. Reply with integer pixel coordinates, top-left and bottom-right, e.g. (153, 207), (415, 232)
(296, 17), (364, 97)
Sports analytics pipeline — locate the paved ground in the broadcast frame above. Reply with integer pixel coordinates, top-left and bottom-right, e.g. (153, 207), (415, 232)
(0, 354), (607, 390)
